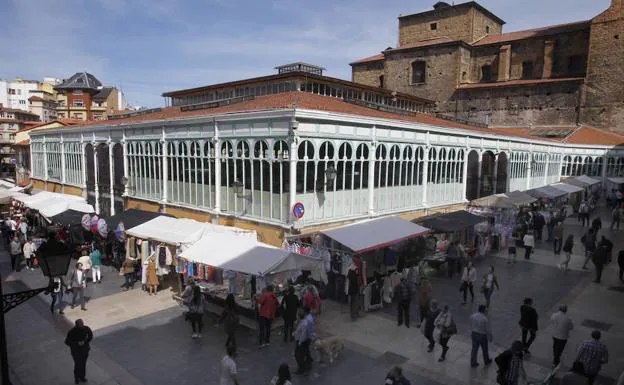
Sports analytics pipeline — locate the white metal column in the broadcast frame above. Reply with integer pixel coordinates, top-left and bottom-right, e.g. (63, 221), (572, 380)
(214, 121), (222, 213)
(60, 136), (66, 193)
(81, 136), (87, 191)
(368, 126), (376, 215)
(288, 134), (298, 218)
(476, 152), (482, 198)
(543, 155), (550, 186)
(161, 128), (168, 203)
(492, 154), (499, 194)
(122, 133), (128, 197)
(93, 142), (99, 215)
(422, 146), (429, 206)
(43, 138), (48, 187)
(461, 146), (469, 201)
(526, 154), (532, 190)
(108, 140), (115, 215)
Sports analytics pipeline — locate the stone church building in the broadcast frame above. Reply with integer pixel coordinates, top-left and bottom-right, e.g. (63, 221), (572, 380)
(351, 0), (624, 132)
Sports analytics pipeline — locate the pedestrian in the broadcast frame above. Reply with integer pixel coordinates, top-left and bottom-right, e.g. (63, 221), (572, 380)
(270, 363), (292, 385)
(560, 361), (587, 385)
(582, 229), (597, 270)
(219, 293), (239, 353)
(219, 344), (239, 385)
(423, 299), (440, 353)
(302, 284), (321, 317)
(77, 250), (92, 279)
(619, 250), (624, 282)
(460, 261), (476, 304)
(579, 200), (590, 227)
(69, 262), (87, 311)
(547, 212), (556, 242)
(417, 278), (432, 327)
(394, 277), (413, 328)
(146, 255), (159, 295)
(294, 306), (316, 375)
(559, 234), (574, 271)
(501, 341), (526, 385)
(90, 246), (103, 283)
(384, 366), (411, 385)
(433, 304), (455, 362)
(120, 258), (136, 290)
(256, 284), (279, 347)
(22, 238), (36, 270)
(347, 264), (360, 321)
(591, 216), (602, 233)
(598, 236), (614, 264)
(50, 276), (67, 314)
(9, 234), (22, 272)
(508, 233), (518, 264)
(19, 218), (28, 241)
(446, 241), (459, 278)
(470, 304), (493, 368)
(522, 231), (535, 260)
(186, 285), (205, 339)
(553, 222), (564, 256)
(64, 319), (93, 384)
(534, 213), (545, 241)
(481, 266), (499, 309)
(611, 207), (621, 230)
(281, 285), (299, 342)
(592, 243), (608, 283)
(575, 330), (609, 385)
(551, 304), (574, 367)
(519, 298), (538, 354)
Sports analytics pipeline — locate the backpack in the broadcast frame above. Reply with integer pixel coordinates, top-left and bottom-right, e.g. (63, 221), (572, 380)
(495, 350), (512, 377)
(580, 204), (589, 214)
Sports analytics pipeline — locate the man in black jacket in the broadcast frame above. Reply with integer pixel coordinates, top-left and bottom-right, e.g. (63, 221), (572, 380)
(519, 298), (538, 354)
(592, 244), (609, 283)
(65, 319), (93, 384)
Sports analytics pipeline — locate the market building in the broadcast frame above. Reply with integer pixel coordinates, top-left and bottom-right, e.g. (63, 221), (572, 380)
(26, 64), (624, 246)
(350, 0), (624, 132)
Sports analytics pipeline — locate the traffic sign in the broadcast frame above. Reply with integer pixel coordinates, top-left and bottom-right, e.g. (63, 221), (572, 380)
(292, 202), (305, 219)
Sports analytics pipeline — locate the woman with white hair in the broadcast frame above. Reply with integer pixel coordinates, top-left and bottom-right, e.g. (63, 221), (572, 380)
(434, 304), (455, 362)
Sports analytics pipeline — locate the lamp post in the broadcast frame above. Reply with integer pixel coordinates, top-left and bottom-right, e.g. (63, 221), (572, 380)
(1, 237), (72, 385)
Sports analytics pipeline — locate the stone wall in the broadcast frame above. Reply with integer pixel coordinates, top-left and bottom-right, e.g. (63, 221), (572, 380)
(448, 81), (583, 127)
(351, 61), (384, 88)
(383, 45), (461, 105)
(582, 0), (624, 131)
(399, 7), (473, 46)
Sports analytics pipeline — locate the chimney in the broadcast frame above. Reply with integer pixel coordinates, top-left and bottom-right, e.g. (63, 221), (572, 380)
(498, 45), (511, 82)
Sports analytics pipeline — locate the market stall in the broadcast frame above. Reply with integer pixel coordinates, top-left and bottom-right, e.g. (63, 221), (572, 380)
(551, 182), (585, 212)
(178, 230), (324, 329)
(416, 210), (485, 270)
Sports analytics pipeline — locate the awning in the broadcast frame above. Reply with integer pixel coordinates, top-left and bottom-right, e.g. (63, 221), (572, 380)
(470, 194), (517, 209)
(505, 190), (538, 206)
(178, 230), (321, 276)
(607, 177), (624, 185)
(320, 216), (430, 254)
(550, 182), (584, 194)
(574, 175), (601, 186)
(106, 209), (173, 232)
(526, 185), (568, 199)
(38, 200), (94, 219)
(417, 210), (486, 232)
(49, 209), (89, 227)
(125, 216), (255, 246)
(0, 186), (24, 204)
(16, 191), (84, 208)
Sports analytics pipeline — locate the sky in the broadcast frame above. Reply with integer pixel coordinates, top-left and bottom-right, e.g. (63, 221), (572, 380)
(0, 0), (611, 108)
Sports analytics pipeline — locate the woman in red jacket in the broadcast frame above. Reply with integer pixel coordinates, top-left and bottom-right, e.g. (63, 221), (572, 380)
(256, 285), (279, 347)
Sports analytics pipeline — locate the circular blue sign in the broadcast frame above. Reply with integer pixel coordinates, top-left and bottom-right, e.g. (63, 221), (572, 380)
(292, 202), (305, 219)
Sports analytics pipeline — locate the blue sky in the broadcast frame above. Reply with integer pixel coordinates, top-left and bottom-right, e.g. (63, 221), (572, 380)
(0, 0), (610, 108)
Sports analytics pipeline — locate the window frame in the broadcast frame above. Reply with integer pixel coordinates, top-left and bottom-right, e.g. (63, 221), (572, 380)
(410, 61), (426, 84)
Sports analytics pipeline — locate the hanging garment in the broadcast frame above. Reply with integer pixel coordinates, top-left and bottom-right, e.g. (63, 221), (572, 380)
(363, 284), (371, 312)
(370, 282), (382, 309)
(382, 276), (393, 304)
(128, 237), (136, 258)
(158, 246), (167, 266)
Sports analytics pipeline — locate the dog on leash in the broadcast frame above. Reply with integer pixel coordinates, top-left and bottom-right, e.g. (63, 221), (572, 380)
(313, 336), (344, 364)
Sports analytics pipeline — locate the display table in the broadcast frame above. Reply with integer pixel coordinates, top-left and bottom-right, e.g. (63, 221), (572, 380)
(423, 252), (448, 271)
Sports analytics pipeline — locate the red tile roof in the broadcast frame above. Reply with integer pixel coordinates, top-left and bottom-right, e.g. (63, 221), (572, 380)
(563, 125), (624, 145)
(28, 92), (623, 146)
(15, 140), (30, 146)
(473, 20), (590, 46)
(26, 119), (82, 132)
(28, 96), (45, 102)
(457, 77), (585, 90)
(349, 53), (385, 65)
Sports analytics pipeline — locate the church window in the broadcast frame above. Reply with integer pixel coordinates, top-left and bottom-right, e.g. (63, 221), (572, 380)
(481, 65), (492, 82)
(522, 61), (534, 79)
(411, 61), (426, 84)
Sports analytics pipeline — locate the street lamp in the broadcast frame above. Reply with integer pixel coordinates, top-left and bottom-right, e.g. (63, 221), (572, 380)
(1, 236), (72, 384)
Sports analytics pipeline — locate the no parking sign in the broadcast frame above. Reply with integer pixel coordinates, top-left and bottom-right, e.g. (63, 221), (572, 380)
(292, 202), (305, 220)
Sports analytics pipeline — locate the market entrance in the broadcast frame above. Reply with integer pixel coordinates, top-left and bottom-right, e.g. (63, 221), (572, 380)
(495, 152), (508, 194)
(466, 150), (479, 200)
(480, 151), (496, 198)
(85, 143), (96, 209)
